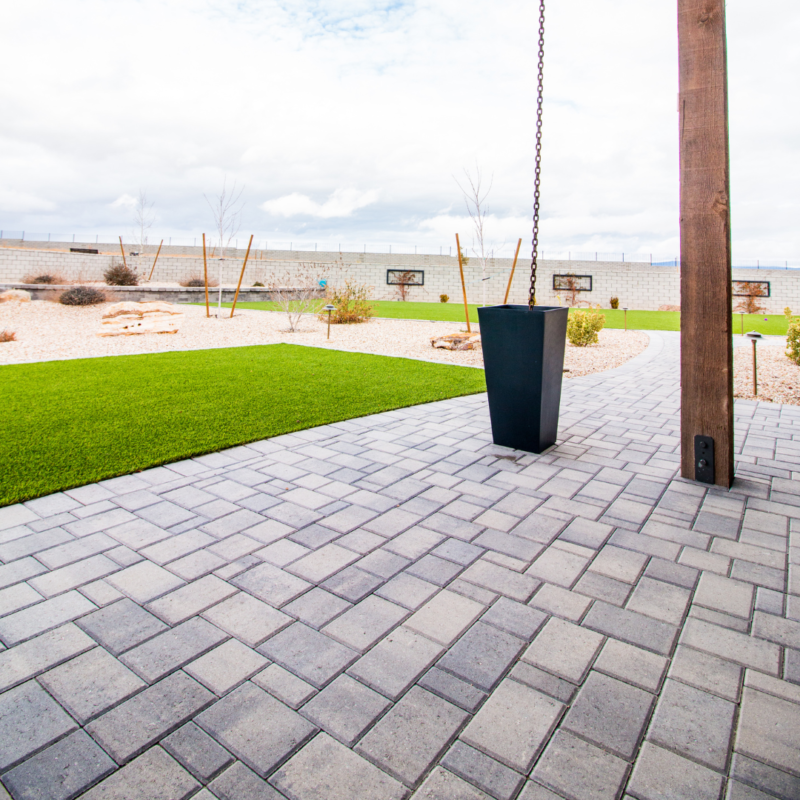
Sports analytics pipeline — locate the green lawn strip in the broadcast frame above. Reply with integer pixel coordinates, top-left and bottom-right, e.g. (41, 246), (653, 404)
(0, 344), (486, 507)
(216, 301), (789, 334)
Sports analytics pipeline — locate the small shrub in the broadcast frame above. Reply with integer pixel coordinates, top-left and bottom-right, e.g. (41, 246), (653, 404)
(180, 275), (218, 288)
(567, 308), (605, 347)
(785, 307), (793, 320)
(440, 294), (449, 303)
(104, 262), (139, 286)
(324, 281), (374, 324)
(610, 296), (619, 309)
(252, 282), (265, 288)
(59, 286), (106, 306)
(23, 273), (66, 285)
(787, 320), (800, 366)
(0, 330), (16, 343)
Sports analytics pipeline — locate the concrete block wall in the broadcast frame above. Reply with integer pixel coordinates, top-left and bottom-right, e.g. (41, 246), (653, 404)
(1, 241), (798, 312)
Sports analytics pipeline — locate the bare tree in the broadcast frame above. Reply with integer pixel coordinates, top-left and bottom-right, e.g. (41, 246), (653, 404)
(266, 262), (339, 332)
(455, 165), (502, 307)
(204, 177), (245, 257)
(132, 189), (154, 258)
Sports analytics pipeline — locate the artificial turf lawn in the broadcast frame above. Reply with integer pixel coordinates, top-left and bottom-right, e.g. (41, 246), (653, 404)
(0, 344), (486, 506)
(224, 301), (791, 335)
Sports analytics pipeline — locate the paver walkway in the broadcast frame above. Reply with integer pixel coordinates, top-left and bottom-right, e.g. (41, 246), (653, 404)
(0, 331), (799, 800)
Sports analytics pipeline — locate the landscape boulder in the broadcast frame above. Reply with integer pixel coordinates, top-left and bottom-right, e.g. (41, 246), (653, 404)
(431, 332), (481, 351)
(98, 301), (183, 336)
(0, 289), (32, 303)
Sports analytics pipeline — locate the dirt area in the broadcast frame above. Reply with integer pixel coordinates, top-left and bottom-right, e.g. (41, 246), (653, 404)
(0, 300), (649, 377)
(734, 344), (800, 405)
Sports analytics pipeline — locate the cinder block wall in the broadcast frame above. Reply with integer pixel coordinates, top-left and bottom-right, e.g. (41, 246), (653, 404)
(1, 241), (798, 312)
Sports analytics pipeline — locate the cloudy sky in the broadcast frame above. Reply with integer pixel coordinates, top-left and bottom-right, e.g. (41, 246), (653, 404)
(1, 0), (797, 260)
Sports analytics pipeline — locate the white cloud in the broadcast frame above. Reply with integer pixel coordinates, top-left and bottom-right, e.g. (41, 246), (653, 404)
(261, 188), (379, 219)
(110, 194), (137, 209)
(0, 0), (796, 259)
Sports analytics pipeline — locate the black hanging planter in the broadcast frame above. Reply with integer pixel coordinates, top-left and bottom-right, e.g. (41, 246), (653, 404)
(478, 304), (569, 454)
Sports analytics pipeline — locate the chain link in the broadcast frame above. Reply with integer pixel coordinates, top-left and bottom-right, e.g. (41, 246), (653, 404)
(529, 0), (546, 309)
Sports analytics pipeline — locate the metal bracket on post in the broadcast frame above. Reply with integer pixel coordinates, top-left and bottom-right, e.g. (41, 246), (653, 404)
(694, 435), (715, 484)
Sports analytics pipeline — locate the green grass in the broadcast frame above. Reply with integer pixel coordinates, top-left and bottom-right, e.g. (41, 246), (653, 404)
(0, 344), (485, 506)
(222, 300), (791, 334)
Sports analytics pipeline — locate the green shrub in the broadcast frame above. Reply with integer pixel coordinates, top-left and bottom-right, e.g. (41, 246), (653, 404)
(323, 281), (374, 324)
(785, 307), (793, 320)
(59, 286), (106, 306)
(104, 263), (139, 286)
(787, 320), (800, 366)
(567, 308), (605, 347)
(610, 296), (619, 309)
(440, 294), (449, 303)
(252, 282), (265, 287)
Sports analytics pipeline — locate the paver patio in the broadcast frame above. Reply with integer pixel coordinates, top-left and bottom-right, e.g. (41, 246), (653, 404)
(0, 330), (799, 800)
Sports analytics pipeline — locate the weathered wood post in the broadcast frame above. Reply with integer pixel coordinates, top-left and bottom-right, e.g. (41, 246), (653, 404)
(679, 0), (734, 487)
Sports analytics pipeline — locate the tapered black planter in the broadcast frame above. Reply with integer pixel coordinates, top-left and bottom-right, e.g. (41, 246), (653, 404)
(478, 305), (569, 453)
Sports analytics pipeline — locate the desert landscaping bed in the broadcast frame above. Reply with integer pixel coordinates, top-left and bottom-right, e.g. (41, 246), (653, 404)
(734, 344), (800, 405)
(0, 300), (650, 374)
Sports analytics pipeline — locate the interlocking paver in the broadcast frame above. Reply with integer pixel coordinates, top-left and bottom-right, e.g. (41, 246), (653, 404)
(584, 600), (678, 655)
(460, 559), (539, 601)
(202, 591), (292, 647)
(736, 687), (800, 778)
(196, 682), (316, 777)
(146, 574), (237, 625)
(322, 594), (408, 652)
(668, 644), (742, 701)
(441, 741), (524, 800)
(405, 589), (484, 646)
(532, 730), (629, 800)
(0, 680), (77, 771)
(252, 663), (317, 709)
(522, 617), (604, 683)
(76, 597), (166, 655)
(418, 666), (487, 713)
(412, 767), (493, 799)
(232, 562), (311, 608)
(0, 729), (115, 800)
(481, 596), (547, 640)
(357, 686), (467, 786)
(185, 639), (268, 695)
(627, 742), (723, 800)
(680, 617), (781, 674)
(593, 638), (668, 693)
(162, 721), (234, 781)
(461, 679), (562, 773)
(0, 591), (96, 647)
(529, 583), (592, 622)
(259, 622), (358, 688)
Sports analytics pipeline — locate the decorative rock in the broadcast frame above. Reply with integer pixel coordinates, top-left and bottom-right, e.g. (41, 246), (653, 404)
(0, 289), (31, 303)
(431, 332), (481, 351)
(98, 302), (183, 336)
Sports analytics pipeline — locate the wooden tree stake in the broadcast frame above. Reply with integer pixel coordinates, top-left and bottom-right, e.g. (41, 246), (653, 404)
(202, 233), (210, 318)
(503, 238), (523, 304)
(679, 0), (734, 487)
(230, 234), (254, 318)
(118, 237), (128, 269)
(456, 233), (471, 333)
(148, 240), (164, 282)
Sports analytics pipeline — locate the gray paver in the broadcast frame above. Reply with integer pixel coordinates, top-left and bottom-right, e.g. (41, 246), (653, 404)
(522, 617), (604, 683)
(322, 566), (383, 602)
(529, 583), (592, 622)
(185, 639), (268, 695)
(627, 742), (723, 800)
(461, 679), (563, 773)
(405, 589), (485, 646)
(441, 741), (524, 800)
(532, 730), (629, 800)
(583, 601), (678, 655)
(563, 671), (654, 759)
(79, 746), (199, 800)
(0, 681), (77, 771)
(282, 587), (351, 629)
(272, 732), (406, 800)
(76, 597), (167, 655)
(300, 674), (390, 746)
(120, 616), (227, 683)
(0, 729), (114, 800)
(39, 646), (145, 723)
(348, 625), (443, 700)
(736, 687), (800, 778)
(162, 721), (234, 781)
(259, 622), (358, 688)
(252, 664), (317, 709)
(105, 561), (184, 604)
(731, 751), (800, 800)
(357, 686), (467, 786)
(418, 666), (487, 713)
(146, 574), (237, 625)
(232, 562), (311, 608)
(376, 572), (440, 610)
(437, 621), (525, 692)
(322, 595), (408, 652)
(510, 662), (577, 704)
(196, 682), (316, 777)
(481, 596), (547, 639)
(0, 591), (96, 647)
(668, 644), (742, 701)
(593, 638), (669, 693)
(86, 671), (214, 763)
(412, 767), (493, 800)
(202, 591), (292, 647)
(209, 761), (285, 800)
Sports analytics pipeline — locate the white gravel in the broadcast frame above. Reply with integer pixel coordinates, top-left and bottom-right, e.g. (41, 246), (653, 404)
(734, 344), (800, 405)
(0, 301), (649, 377)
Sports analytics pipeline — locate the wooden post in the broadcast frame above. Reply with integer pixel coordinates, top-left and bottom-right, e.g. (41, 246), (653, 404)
(202, 233), (210, 318)
(118, 237), (128, 269)
(503, 238), (523, 305)
(148, 240), (164, 282)
(679, 0), (734, 487)
(230, 235), (254, 318)
(456, 233), (471, 333)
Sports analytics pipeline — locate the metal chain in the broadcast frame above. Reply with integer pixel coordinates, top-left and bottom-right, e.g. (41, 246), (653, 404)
(529, 0), (546, 308)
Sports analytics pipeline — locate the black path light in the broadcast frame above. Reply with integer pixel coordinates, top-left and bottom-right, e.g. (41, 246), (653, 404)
(323, 304), (336, 340)
(745, 331), (763, 396)
(477, 0), (569, 454)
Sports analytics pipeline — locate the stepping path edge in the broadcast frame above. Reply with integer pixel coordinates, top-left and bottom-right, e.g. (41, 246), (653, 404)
(0, 330), (798, 799)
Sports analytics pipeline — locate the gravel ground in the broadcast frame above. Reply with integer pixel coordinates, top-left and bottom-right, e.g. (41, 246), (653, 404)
(734, 344), (800, 405)
(0, 301), (649, 376)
